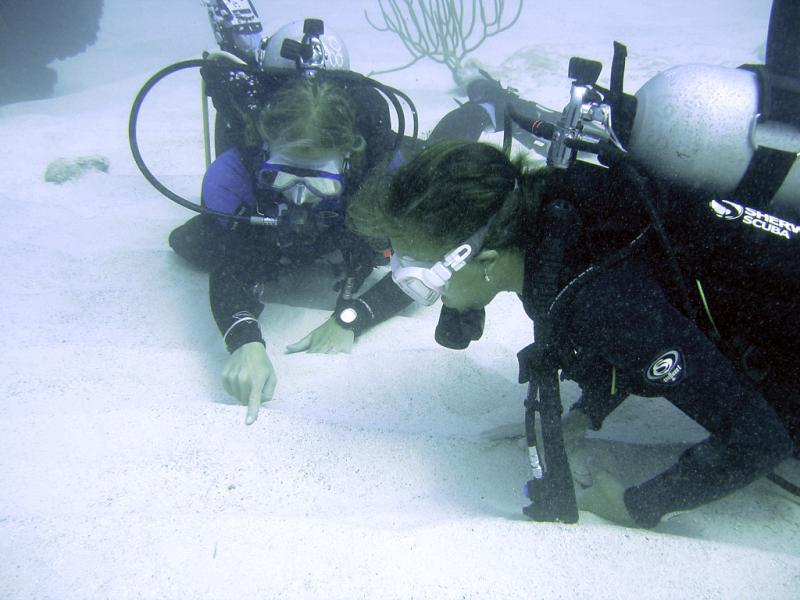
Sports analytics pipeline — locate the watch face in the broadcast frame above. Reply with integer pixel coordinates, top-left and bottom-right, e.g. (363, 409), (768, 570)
(339, 307), (358, 324)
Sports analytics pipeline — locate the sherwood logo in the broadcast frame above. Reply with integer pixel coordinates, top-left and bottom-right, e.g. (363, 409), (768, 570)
(710, 199), (799, 240)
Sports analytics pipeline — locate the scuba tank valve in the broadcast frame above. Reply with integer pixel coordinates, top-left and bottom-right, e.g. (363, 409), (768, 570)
(507, 56), (627, 169)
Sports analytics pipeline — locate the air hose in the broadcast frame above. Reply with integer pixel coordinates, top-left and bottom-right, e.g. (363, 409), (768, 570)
(128, 58), (267, 224)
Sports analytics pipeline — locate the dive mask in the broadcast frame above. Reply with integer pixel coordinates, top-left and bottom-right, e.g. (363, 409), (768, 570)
(258, 150), (346, 205)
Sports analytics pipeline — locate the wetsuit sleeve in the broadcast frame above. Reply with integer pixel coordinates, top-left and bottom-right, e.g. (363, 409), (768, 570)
(564, 258), (793, 527)
(201, 150), (277, 353)
(345, 272), (414, 336)
(209, 227), (273, 353)
(333, 224), (412, 336)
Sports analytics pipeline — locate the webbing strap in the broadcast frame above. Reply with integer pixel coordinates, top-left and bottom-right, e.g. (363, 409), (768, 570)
(519, 199), (579, 523)
(731, 146), (797, 208)
(733, 64), (800, 207)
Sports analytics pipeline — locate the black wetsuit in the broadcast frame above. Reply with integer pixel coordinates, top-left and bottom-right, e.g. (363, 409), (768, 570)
(169, 196), (411, 353)
(519, 162), (796, 527)
(169, 76), (414, 352)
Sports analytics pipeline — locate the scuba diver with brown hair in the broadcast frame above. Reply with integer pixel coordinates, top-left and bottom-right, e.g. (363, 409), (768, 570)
(347, 139), (797, 527)
(346, 0), (800, 526)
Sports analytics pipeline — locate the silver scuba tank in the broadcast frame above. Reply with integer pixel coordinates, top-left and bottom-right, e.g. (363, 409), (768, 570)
(627, 63), (800, 213)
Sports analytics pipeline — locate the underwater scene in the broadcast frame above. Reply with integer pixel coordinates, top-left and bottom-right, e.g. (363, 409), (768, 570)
(1, 1), (799, 598)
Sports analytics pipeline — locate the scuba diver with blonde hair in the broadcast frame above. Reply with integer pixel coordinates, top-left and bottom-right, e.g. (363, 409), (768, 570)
(161, 15), (423, 425)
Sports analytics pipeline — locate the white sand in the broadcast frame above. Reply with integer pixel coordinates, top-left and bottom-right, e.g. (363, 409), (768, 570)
(2, 1), (799, 598)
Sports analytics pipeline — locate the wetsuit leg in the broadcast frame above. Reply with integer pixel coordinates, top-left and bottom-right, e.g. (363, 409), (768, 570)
(169, 214), (227, 272)
(694, 277), (800, 451)
(759, 351), (800, 451)
(427, 102), (494, 144)
(564, 258), (793, 527)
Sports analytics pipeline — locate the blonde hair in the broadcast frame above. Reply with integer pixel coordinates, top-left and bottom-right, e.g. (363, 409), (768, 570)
(257, 78), (366, 159)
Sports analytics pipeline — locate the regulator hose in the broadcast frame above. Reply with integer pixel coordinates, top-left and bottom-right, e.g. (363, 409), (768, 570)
(128, 58), (258, 224)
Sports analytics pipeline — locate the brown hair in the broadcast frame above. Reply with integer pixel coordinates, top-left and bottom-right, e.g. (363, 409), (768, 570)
(348, 140), (546, 250)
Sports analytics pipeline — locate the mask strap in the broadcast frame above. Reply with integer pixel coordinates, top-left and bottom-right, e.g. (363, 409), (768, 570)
(341, 154), (351, 177)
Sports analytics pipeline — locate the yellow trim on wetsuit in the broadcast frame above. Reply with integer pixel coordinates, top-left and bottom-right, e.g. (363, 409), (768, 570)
(695, 279), (721, 339)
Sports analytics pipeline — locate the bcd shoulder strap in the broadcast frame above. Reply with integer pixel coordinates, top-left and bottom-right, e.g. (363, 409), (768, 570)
(732, 64), (800, 207)
(518, 198), (579, 523)
(733, 0), (800, 207)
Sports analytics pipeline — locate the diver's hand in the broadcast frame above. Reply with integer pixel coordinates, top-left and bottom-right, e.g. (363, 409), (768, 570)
(286, 316), (355, 354)
(222, 341), (277, 426)
(576, 469), (637, 527)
